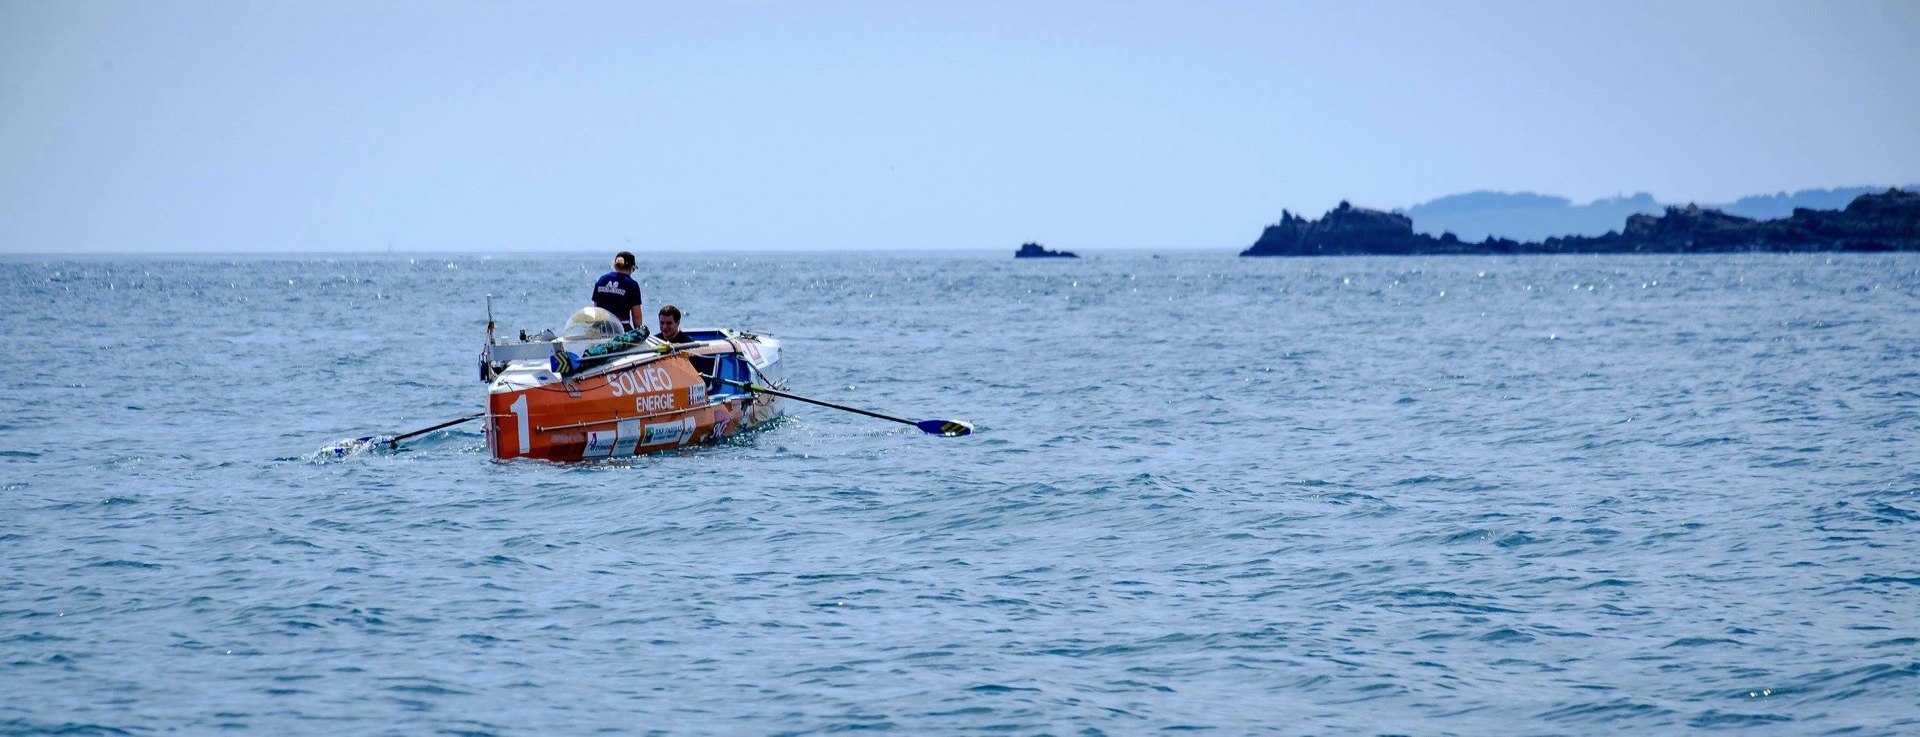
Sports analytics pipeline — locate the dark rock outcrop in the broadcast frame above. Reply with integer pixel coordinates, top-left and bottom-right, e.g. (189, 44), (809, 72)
(1241, 189), (1920, 256)
(1015, 242), (1078, 258)
(1243, 201), (1431, 256)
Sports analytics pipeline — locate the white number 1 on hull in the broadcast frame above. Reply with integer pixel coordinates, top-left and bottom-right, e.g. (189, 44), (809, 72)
(510, 394), (530, 455)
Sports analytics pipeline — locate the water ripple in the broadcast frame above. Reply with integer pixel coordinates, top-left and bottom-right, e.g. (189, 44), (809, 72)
(2, 253), (1917, 734)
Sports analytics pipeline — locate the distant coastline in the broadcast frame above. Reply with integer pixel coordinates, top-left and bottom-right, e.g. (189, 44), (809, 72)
(1242, 189), (1920, 257)
(1397, 184), (1920, 242)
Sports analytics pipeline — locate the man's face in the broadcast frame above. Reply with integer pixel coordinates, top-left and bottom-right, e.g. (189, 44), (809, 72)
(659, 312), (679, 336)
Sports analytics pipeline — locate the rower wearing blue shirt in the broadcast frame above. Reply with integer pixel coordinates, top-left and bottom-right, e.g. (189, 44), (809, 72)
(591, 251), (645, 332)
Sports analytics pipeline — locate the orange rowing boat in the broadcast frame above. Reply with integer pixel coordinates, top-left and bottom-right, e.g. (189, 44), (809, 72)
(479, 307), (783, 461)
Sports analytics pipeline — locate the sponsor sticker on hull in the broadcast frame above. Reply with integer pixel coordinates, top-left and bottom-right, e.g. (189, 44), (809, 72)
(615, 418), (641, 456)
(583, 429), (617, 459)
(642, 417), (699, 447)
(642, 419), (680, 446)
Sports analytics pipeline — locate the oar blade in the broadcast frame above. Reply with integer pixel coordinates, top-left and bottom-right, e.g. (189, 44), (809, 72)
(726, 378), (973, 438)
(916, 419), (973, 437)
(322, 435), (394, 458)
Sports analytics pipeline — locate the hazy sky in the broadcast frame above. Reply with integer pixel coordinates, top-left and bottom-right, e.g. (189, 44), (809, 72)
(3, 0), (1916, 253)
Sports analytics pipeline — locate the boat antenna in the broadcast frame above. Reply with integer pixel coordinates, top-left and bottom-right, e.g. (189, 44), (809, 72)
(485, 293), (495, 344)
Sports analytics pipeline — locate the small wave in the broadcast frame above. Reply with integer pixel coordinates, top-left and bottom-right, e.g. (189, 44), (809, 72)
(1479, 628), (1536, 643)
(1537, 698), (1675, 724)
(1667, 436), (1744, 448)
(1442, 528), (1497, 544)
(0, 632), (76, 644)
(1856, 575), (1920, 586)
(1495, 531), (1537, 547)
(1777, 662), (1919, 702)
(381, 682), (472, 696)
(965, 683), (1041, 694)
(1870, 503), (1920, 522)
(1687, 710), (1792, 728)
(0, 719), (136, 736)
(1391, 474), (1462, 486)
(1663, 637), (1742, 648)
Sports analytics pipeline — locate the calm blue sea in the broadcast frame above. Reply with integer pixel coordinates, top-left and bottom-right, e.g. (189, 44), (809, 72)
(2, 252), (1917, 735)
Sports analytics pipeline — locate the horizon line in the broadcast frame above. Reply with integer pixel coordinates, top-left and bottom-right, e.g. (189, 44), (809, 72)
(0, 245), (1242, 258)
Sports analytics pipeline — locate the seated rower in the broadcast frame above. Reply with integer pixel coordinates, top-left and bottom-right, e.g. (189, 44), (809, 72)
(657, 304), (717, 383)
(656, 304), (693, 344)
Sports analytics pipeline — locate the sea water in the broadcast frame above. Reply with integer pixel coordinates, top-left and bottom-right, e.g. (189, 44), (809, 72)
(1, 252), (1916, 735)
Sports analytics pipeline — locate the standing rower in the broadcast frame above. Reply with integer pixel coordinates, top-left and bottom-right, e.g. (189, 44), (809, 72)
(591, 251), (645, 332)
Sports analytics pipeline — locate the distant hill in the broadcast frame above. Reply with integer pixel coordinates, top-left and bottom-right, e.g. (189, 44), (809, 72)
(1717, 186), (1919, 220)
(1243, 189), (1920, 257)
(1401, 185), (1920, 241)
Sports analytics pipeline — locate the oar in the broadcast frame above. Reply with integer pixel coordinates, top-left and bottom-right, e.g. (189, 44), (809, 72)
(385, 413), (486, 446)
(326, 413), (485, 456)
(723, 380), (972, 437)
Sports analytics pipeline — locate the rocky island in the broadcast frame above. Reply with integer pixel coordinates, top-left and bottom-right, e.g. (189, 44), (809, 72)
(1240, 189), (1920, 256)
(1015, 242), (1078, 258)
